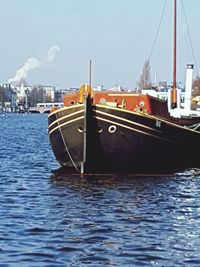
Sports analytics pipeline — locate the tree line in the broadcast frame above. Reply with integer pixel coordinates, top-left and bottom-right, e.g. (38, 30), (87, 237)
(138, 59), (200, 97)
(0, 85), (52, 108)
(1, 61), (200, 109)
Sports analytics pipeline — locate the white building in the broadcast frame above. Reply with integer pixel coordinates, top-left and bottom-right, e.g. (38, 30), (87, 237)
(43, 85), (56, 101)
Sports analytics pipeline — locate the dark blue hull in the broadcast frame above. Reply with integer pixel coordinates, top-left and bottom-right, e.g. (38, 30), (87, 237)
(48, 102), (200, 174)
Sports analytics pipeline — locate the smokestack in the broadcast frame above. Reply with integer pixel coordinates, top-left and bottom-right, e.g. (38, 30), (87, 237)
(184, 64), (194, 112)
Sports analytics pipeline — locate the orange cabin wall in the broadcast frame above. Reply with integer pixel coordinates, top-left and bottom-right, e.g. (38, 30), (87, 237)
(63, 92), (79, 106)
(93, 92), (152, 114)
(63, 91), (153, 114)
(62, 90), (169, 117)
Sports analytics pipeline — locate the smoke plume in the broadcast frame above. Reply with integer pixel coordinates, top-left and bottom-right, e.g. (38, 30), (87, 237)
(8, 45), (60, 86)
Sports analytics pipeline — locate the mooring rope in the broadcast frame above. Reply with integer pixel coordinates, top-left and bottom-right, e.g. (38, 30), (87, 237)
(56, 113), (80, 173)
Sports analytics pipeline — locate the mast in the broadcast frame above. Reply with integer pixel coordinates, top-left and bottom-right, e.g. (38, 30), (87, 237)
(171, 0), (177, 108)
(81, 59), (92, 174)
(89, 59), (92, 86)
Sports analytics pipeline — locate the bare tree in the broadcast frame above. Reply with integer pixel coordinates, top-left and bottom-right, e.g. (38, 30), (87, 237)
(192, 75), (200, 97)
(0, 87), (6, 105)
(138, 59), (152, 91)
(29, 86), (45, 106)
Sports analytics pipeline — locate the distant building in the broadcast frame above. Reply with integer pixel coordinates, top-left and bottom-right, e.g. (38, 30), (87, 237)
(93, 85), (104, 91)
(1, 83), (17, 112)
(108, 85), (123, 91)
(43, 85), (56, 102)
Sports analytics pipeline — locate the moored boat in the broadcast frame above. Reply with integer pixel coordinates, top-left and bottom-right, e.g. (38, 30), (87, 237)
(48, 0), (200, 174)
(48, 84), (200, 174)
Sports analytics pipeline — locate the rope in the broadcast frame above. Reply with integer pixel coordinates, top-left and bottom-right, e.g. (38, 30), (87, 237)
(148, 0), (167, 62)
(181, 0), (199, 76)
(56, 113), (80, 173)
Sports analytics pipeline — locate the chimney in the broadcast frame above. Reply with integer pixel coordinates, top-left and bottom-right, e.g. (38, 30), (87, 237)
(184, 64), (194, 112)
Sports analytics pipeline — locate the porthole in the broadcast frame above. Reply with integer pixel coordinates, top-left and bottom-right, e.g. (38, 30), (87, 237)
(139, 101), (145, 107)
(70, 100), (75, 105)
(108, 125), (116, 133)
(97, 127), (103, 133)
(78, 127), (83, 133)
(100, 98), (106, 104)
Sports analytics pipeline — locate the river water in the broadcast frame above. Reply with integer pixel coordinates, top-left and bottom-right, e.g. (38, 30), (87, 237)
(1, 113), (200, 266)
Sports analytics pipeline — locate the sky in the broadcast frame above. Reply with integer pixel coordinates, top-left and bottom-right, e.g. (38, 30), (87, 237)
(0, 0), (200, 89)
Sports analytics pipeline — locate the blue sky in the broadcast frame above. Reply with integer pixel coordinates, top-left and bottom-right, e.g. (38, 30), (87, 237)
(0, 0), (199, 89)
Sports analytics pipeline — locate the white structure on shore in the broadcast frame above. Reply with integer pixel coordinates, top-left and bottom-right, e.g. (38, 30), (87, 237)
(142, 64), (200, 118)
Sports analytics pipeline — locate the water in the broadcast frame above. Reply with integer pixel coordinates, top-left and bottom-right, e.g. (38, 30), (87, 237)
(1, 113), (200, 266)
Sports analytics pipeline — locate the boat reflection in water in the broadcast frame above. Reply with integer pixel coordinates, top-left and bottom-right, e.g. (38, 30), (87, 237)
(50, 166), (177, 188)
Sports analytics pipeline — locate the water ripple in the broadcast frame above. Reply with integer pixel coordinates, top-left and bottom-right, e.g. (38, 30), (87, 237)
(1, 114), (200, 266)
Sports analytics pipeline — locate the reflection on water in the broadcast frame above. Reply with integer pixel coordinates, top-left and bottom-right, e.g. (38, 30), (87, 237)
(1, 114), (200, 266)
(50, 166), (178, 186)
(48, 167), (200, 266)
